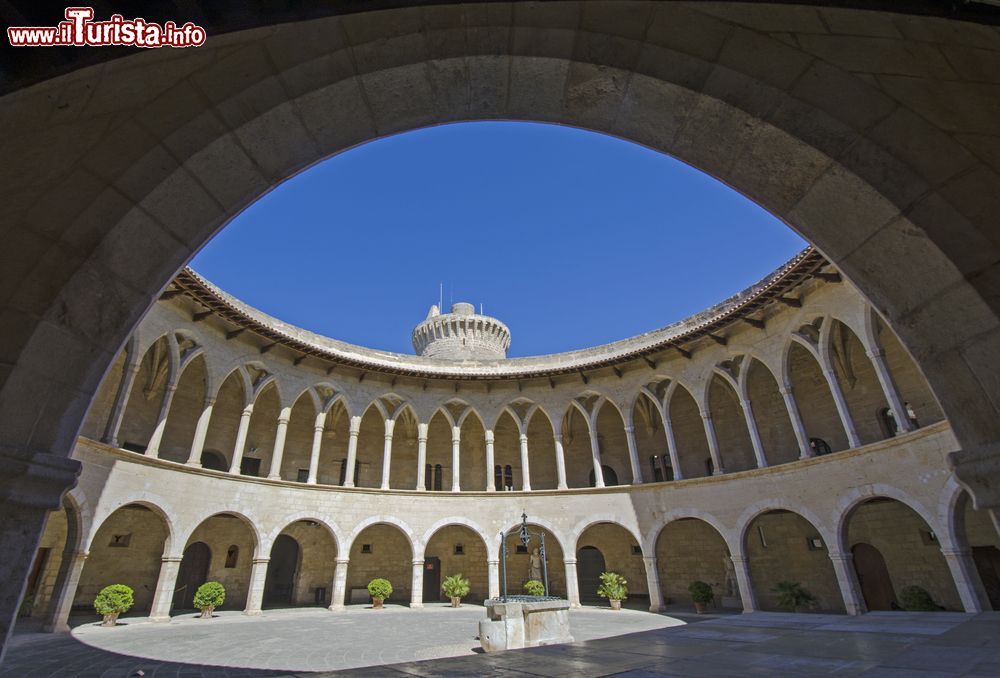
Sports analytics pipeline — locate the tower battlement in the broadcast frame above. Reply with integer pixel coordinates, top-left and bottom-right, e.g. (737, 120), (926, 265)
(412, 302), (511, 360)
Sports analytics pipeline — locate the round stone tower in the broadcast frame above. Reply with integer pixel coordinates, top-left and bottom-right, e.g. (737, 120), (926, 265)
(412, 302), (511, 360)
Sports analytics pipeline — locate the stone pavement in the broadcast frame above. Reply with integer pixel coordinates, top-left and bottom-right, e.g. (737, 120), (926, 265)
(3, 607), (998, 677)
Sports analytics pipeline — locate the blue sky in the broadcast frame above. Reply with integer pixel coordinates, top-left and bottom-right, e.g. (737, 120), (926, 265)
(191, 122), (806, 357)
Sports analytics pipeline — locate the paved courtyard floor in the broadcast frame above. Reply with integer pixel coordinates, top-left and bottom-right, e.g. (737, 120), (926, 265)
(3, 606), (998, 677)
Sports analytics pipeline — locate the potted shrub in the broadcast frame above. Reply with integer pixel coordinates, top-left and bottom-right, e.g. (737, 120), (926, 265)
(597, 571), (628, 610)
(524, 579), (545, 596)
(193, 581), (225, 618)
(94, 584), (134, 627)
(368, 578), (392, 608)
(688, 580), (714, 614)
(442, 574), (471, 608)
(900, 585), (942, 611)
(772, 580), (817, 612)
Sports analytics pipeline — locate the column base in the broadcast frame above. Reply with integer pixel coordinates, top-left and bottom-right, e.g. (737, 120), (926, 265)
(185, 462), (202, 468)
(557, 484), (568, 490)
(409, 603), (423, 609)
(41, 623), (70, 633)
(243, 609), (263, 616)
(328, 604), (344, 611)
(648, 604), (665, 613)
(149, 615), (171, 623)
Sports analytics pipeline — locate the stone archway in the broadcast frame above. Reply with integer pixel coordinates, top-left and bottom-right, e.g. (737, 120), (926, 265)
(4, 1), (1000, 659)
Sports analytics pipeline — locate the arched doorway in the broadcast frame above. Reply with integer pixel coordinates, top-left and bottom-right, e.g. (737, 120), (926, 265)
(347, 524), (413, 606)
(844, 498), (961, 611)
(576, 546), (606, 604)
(502, 523), (566, 598)
(745, 509), (843, 613)
(182, 513), (257, 611)
(423, 525), (489, 603)
(173, 542), (211, 611)
(76, 504), (169, 616)
(851, 543), (896, 611)
(263, 535), (299, 608)
(656, 518), (739, 610)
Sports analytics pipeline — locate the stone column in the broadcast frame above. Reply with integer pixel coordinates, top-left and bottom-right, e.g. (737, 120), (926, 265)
(564, 558), (581, 608)
(343, 415), (361, 488)
(659, 408), (683, 480)
(148, 555), (183, 621)
(624, 425), (644, 484)
(415, 423), (428, 491)
(487, 559), (500, 599)
(451, 426), (461, 492)
(144, 382), (177, 458)
(485, 429), (496, 491)
(267, 407), (292, 480)
(410, 560), (424, 608)
(700, 410), (725, 475)
(822, 365), (861, 448)
(867, 348), (914, 434)
(518, 433), (532, 491)
(244, 557), (270, 615)
(554, 434), (568, 490)
(102, 360), (140, 447)
(740, 398), (768, 468)
(587, 426), (605, 488)
(186, 397), (215, 466)
(827, 551), (866, 616)
(941, 547), (991, 613)
(329, 557), (349, 610)
(779, 385), (812, 459)
(0, 452), (80, 660)
(306, 410), (325, 484)
(731, 556), (757, 612)
(41, 551), (88, 633)
(229, 403), (254, 474)
(380, 418), (395, 490)
(643, 556), (665, 612)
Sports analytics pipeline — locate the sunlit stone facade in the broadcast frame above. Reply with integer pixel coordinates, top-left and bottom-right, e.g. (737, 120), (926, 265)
(23, 249), (999, 632)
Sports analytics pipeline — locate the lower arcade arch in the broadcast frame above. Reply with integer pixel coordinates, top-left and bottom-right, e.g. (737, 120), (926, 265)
(76, 504), (170, 615)
(575, 522), (645, 606)
(265, 520), (338, 608)
(422, 525), (489, 603)
(178, 513), (258, 612)
(655, 518), (739, 610)
(347, 524), (413, 606)
(745, 509), (843, 613)
(843, 498), (960, 611)
(502, 523), (566, 598)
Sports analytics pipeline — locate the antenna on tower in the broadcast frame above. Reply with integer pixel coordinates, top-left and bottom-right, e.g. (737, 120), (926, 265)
(439, 283), (443, 312)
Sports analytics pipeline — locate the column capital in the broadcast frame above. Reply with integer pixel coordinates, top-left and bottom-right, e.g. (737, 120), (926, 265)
(277, 415), (290, 425)
(553, 433), (564, 444)
(866, 348), (886, 359)
(0, 451), (81, 511)
(485, 429), (495, 442)
(487, 559), (500, 565)
(314, 425), (325, 434)
(779, 384), (794, 396)
(203, 396), (217, 407)
(412, 559), (425, 566)
(451, 426), (461, 440)
(827, 551), (854, 563)
(349, 415), (362, 432)
(161, 555), (184, 563)
(335, 557), (350, 565)
(623, 424), (635, 434)
(384, 418), (396, 434)
(519, 433), (528, 443)
(700, 410), (712, 422)
(642, 555), (656, 564)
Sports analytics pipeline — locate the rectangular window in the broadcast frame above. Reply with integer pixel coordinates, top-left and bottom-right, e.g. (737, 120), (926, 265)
(296, 469), (309, 483)
(454, 543), (465, 555)
(109, 533), (132, 548)
(361, 543), (372, 554)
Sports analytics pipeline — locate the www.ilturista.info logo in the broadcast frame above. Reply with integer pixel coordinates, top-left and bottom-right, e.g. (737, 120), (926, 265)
(8, 7), (207, 48)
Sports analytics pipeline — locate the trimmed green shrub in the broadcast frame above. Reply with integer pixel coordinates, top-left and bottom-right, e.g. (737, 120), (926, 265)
(368, 578), (393, 600)
(524, 580), (545, 596)
(442, 574), (471, 599)
(900, 585), (941, 611)
(688, 580), (714, 604)
(94, 584), (134, 616)
(193, 581), (225, 610)
(772, 580), (816, 612)
(597, 572), (628, 601)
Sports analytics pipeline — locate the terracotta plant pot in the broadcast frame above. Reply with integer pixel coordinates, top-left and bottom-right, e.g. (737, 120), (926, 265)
(200, 606), (214, 619)
(694, 602), (707, 614)
(610, 599), (622, 610)
(101, 612), (120, 627)
(372, 597), (384, 609)
(450, 597), (461, 608)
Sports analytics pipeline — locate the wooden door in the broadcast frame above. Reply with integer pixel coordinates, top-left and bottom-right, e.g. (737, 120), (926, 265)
(577, 546), (606, 603)
(423, 556), (441, 602)
(852, 542), (896, 611)
(173, 541), (211, 611)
